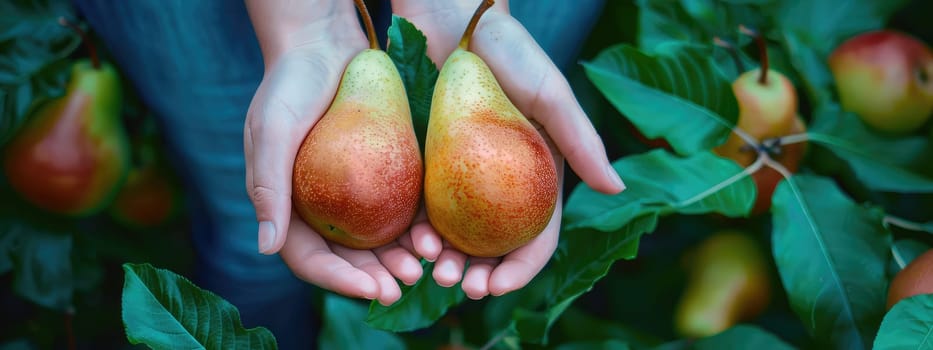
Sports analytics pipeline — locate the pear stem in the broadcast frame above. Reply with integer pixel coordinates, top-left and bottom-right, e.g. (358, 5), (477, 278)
(353, 0), (379, 50)
(739, 25), (768, 84)
(713, 37), (746, 73)
(459, 0), (495, 50)
(58, 17), (99, 69)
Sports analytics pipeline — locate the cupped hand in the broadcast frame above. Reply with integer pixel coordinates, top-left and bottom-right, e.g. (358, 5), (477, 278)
(392, 0), (627, 300)
(243, 1), (425, 306)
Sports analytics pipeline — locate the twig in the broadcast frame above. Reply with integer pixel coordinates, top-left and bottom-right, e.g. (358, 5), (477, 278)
(883, 216), (932, 233)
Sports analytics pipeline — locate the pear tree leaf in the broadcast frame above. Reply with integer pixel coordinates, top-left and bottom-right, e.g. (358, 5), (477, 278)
(554, 339), (631, 350)
(771, 175), (892, 350)
(637, 0), (771, 54)
(873, 293), (933, 349)
(321, 294), (406, 350)
(510, 149), (756, 344)
(121, 263), (276, 349)
(11, 226), (73, 311)
(774, 0), (910, 103)
(692, 325), (797, 350)
(366, 261), (465, 332)
(807, 103), (933, 193)
(554, 307), (665, 349)
(889, 239), (930, 278)
(0, 339), (35, 350)
(652, 325), (797, 350)
(0, 0), (81, 146)
(775, 0), (908, 56)
(0, 194), (75, 310)
(0, 0), (80, 87)
(582, 43), (738, 156)
(0, 59), (72, 147)
(386, 15), (437, 152)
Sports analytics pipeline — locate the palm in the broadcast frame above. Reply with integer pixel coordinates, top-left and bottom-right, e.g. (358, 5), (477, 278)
(394, 5), (613, 299)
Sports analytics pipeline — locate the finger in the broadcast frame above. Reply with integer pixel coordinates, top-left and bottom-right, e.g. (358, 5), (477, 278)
(279, 214), (380, 300)
(331, 244), (403, 306)
(246, 53), (349, 255)
(461, 257), (499, 300)
(432, 247), (467, 288)
(488, 194), (564, 297)
(374, 243), (423, 286)
(471, 17), (625, 195)
(410, 210), (443, 262)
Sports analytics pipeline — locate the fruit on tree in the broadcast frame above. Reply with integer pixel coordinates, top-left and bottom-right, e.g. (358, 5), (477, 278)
(674, 230), (772, 338)
(713, 29), (808, 215)
(829, 30), (933, 134)
(3, 18), (130, 216)
(109, 165), (182, 229)
(886, 249), (933, 310)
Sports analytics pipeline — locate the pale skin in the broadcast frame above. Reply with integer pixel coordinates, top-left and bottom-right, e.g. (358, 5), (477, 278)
(244, 0), (625, 306)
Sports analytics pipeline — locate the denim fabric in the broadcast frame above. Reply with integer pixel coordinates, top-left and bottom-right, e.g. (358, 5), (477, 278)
(71, 1), (604, 349)
(69, 1), (315, 349)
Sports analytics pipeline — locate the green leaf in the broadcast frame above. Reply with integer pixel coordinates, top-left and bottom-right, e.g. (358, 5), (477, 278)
(892, 239), (930, 270)
(512, 149), (756, 344)
(771, 175), (892, 349)
(0, 0), (82, 146)
(386, 15), (437, 152)
(0, 59), (72, 147)
(0, 0), (80, 87)
(651, 325), (796, 350)
(554, 339), (631, 350)
(121, 263), (276, 349)
(873, 293), (933, 349)
(636, 0), (771, 53)
(808, 103), (933, 193)
(554, 307), (664, 348)
(583, 43), (738, 155)
(774, 0), (909, 102)
(0, 339), (35, 350)
(0, 196), (75, 310)
(320, 294), (405, 350)
(692, 325), (797, 350)
(366, 261), (465, 332)
(9, 223), (73, 311)
(775, 0), (908, 55)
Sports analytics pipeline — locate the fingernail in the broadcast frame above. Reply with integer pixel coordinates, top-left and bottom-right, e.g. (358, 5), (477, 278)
(606, 164), (626, 192)
(258, 221), (276, 254)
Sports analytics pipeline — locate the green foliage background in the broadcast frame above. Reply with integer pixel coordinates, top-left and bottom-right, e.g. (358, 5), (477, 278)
(3, 0), (933, 349)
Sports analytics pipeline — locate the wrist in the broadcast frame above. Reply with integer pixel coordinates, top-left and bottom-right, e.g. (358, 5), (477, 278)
(246, 0), (364, 64)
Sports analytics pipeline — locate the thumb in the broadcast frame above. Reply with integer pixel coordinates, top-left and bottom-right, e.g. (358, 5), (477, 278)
(244, 54), (346, 254)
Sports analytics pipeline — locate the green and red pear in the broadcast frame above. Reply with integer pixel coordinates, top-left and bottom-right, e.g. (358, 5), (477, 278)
(829, 30), (933, 134)
(3, 19), (130, 216)
(713, 29), (808, 215)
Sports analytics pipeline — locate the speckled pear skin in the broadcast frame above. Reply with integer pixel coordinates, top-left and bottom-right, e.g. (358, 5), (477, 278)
(292, 49), (423, 250)
(425, 47), (559, 258)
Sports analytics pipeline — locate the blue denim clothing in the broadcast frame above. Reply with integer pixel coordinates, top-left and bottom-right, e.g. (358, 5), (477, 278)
(71, 1), (603, 349)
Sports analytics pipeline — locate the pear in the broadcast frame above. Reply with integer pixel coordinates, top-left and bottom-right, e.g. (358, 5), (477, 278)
(424, 0), (559, 258)
(291, 0), (422, 249)
(713, 29), (807, 215)
(829, 30), (933, 134)
(674, 230), (772, 338)
(886, 249), (933, 310)
(109, 120), (183, 230)
(3, 19), (130, 216)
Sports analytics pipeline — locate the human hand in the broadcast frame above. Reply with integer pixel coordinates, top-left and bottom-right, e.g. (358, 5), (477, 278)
(391, 0), (626, 299)
(243, 0), (425, 306)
